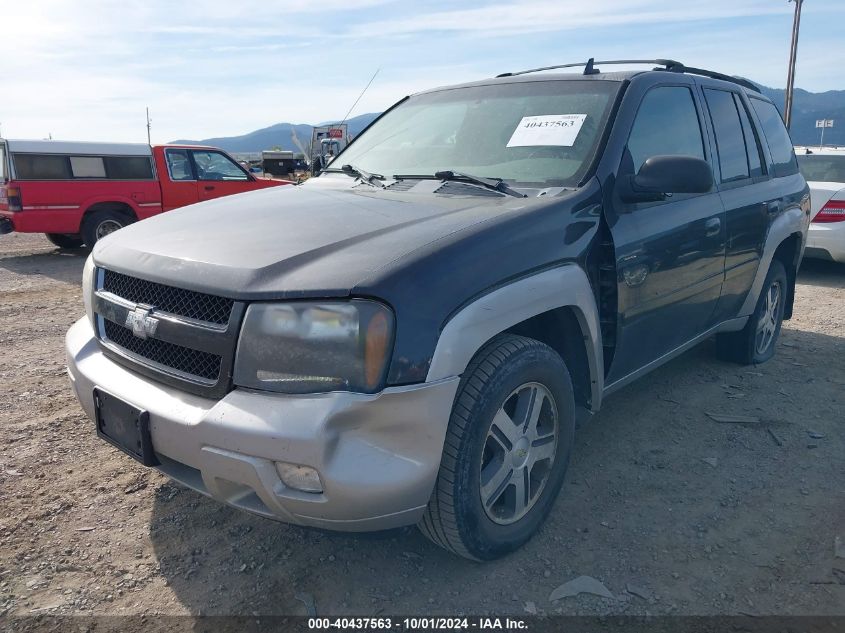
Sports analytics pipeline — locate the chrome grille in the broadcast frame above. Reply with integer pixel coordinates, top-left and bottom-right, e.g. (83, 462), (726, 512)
(102, 269), (233, 324)
(94, 268), (243, 397)
(103, 320), (221, 381)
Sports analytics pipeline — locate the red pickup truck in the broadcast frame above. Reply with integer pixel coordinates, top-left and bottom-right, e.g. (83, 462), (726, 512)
(0, 139), (290, 247)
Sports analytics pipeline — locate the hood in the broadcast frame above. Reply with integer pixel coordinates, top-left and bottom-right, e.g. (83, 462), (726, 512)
(93, 176), (544, 299)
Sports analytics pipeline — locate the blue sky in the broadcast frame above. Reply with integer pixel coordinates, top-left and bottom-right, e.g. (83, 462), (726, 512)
(1, 0), (843, 143)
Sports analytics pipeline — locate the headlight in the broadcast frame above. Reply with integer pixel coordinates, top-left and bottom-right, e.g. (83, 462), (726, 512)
(82, 254), (95, 327)
(234, 300), (394, 394)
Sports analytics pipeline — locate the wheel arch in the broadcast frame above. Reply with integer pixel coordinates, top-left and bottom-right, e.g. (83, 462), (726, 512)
(739, 205), (807, 320)
(79, 199), (139, 231)
(426, 264), (604, 411)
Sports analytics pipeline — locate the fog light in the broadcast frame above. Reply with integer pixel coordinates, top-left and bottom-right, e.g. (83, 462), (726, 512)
(276, 462), (323, 493)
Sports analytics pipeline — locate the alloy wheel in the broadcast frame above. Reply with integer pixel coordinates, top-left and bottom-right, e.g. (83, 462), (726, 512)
(479, 382), (558, 525)
(755, 280), (781, 356)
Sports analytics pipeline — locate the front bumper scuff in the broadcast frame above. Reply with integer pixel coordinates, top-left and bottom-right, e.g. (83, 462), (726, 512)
(66, 317), (459, 531)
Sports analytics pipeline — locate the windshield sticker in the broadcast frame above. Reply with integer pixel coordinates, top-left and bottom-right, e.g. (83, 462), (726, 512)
(506, 114), (587, 147)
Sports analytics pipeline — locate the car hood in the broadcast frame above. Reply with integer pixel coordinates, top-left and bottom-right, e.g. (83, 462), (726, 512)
(93, 176), (546, 299)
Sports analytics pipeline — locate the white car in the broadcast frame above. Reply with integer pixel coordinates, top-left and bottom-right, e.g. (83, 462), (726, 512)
(796, 146), (845, 263)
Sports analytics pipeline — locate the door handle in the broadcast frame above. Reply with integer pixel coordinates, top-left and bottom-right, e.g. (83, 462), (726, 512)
(705, 217), (721, 238)
(204, 185), (215, 191)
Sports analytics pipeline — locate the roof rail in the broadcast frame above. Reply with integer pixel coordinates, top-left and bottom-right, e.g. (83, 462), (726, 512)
(495, 58), (761, 93)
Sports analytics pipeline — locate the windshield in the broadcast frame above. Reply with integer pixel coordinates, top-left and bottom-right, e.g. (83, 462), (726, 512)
(0, 143), (6, 182)
(797, 154), (845, 183)
(332, 80), (620, 188)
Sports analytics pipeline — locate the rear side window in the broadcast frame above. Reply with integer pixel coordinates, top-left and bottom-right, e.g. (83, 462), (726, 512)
(70, 156), (106, 178)
(626, 86), (705, 172)
(104, 156), (154, 179)
(797, 155), (845, 182)
(704, 89), (748, 182)
(13, 154), (72, 179)
(750, 98), (799, 177)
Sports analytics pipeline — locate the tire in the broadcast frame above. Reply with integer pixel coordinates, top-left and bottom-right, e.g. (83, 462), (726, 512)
(81, 210), (132, 247)
(419, 334), (575, 560)
(716, 259), (787, 365)
(45, 233), (84, 249)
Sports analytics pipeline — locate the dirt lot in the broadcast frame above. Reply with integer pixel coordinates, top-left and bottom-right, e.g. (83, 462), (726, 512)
(0, 232), (843, 619)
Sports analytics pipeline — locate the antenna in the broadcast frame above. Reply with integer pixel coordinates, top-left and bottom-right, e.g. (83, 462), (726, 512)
(339, 68), (380, 127)
(146, 107), (152, 145)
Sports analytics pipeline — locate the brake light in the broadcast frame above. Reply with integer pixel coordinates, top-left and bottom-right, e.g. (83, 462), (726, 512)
(813, 199), (845, 223)
(6, 186), (22, 212)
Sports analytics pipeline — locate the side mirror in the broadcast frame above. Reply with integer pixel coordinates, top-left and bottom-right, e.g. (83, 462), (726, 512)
(618, 155), (713, 203)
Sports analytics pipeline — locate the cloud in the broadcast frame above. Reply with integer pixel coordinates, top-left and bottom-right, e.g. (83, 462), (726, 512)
(0, 0), (841, 142)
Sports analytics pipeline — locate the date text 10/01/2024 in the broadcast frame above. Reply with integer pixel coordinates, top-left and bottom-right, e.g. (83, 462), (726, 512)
(307, 617), (529, 630)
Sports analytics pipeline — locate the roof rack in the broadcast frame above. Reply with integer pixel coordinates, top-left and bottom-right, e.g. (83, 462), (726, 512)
(495, 58), (761, 93)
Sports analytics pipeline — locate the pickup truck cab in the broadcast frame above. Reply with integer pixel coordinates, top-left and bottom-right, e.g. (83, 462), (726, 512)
(0, 140), (289, 248)
(66, 60), (810, 560)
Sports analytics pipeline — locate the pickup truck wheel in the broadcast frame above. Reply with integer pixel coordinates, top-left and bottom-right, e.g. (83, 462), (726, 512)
(419, 334), (575, 560)
(716, 259), (787, 365)
(81, 210), (132, 247)
(45, 233), (84, 249)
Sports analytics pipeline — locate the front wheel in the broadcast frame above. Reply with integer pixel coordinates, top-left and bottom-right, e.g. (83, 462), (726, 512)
(45, 233), (84, 249)
(716, 259), (787, 364)
(419, 334), (575, 560)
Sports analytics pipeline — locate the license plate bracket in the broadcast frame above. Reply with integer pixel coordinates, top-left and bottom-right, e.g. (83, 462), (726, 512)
(94, 389), (159, 467)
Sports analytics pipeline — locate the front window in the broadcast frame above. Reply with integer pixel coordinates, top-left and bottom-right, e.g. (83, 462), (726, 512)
(797, 154), (845, 183)
(332, 80), (620, 188)
(191, 150), (249, 181)
(0, 143), (7, 181)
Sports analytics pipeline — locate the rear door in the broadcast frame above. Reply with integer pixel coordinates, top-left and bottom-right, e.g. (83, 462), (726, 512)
(190, 149), (254, 202)
(700, 86), (772, 321)
(605, 82), (726, 384)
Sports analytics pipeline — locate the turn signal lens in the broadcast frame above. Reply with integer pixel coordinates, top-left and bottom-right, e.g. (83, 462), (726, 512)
(365, 310), (390, 390)
(276, 462), (323, 493)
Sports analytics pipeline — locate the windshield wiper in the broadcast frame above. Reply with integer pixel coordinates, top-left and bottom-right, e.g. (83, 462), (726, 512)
(340, 164), (386, 189)
(433, 170), (526, 198)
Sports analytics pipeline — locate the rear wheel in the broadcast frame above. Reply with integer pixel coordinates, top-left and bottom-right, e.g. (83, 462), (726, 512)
(716, 259), (787, 364)
(81, 210), (133, 247)
(419, 334), (575, 560)
(45, 233), (84, 249)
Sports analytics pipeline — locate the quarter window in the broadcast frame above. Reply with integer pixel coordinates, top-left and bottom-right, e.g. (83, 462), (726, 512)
(750, 98), (799, 178)
(191, 151), (248, 181)
(626, 86), (705, 173)
(734, 94), (765, 178)
(704, 89), (749, 183)
(166, 149), (194, 181)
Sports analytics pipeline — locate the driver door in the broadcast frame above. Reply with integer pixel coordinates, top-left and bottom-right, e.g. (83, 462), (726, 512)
(605, 84), (726, 385)
(191, 150), (254, 202)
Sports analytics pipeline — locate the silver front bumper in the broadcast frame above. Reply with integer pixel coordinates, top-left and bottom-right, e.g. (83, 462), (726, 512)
(66, 317), (459, 531)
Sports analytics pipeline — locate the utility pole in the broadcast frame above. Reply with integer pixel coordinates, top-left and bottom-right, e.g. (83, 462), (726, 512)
(146, 107), (152, 145)
(784, 0), (803, 130)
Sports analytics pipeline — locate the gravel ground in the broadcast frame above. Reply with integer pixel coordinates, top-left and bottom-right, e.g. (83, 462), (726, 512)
(0, 232), (843, 619)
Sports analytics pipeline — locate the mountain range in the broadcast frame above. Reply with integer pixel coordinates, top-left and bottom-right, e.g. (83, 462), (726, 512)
(171, 113), (380, 155)
(172, 84), (844, 152)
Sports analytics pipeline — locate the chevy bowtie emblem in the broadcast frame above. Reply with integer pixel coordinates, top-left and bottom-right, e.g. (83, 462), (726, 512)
(125, 307), (159, 339)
